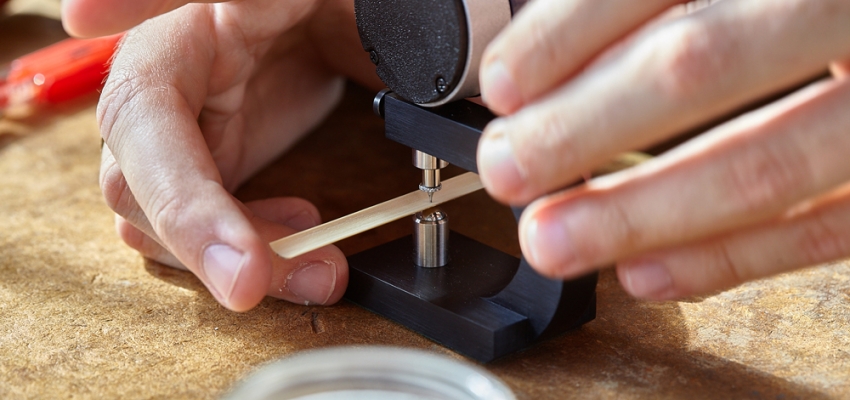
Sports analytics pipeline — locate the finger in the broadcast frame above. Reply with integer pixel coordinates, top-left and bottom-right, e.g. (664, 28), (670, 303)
(61, 0), (218, 37)
(100, 80), (329, 258)
(111, 197), (322, 268)
(478, 0), (850, 205)
(115, 214), (185, 269)
(99, 16), (272, 312)
(617, 182), (850, 300)
(243, 197), (321, 232)
(101, 144), (159, 240)
(480, 0), (686, 115)
(519, 77), (850, 279)
(244, 199), (349, 306)
(116, 197), (348, 305)
(831, 58), (850, 79)
(100, 0), (331, 311)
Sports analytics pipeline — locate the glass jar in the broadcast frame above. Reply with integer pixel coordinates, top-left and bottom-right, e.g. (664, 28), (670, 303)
(224, 346), (516, 400)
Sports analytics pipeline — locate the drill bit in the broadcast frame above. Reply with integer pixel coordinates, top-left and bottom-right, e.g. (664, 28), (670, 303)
(420, 169), (441, 202)
(419, 185), (439, 202)
(413, 150), (447, 202)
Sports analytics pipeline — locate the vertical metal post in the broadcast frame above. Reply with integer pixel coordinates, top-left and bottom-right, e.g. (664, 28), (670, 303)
(413, 210), (449, 268)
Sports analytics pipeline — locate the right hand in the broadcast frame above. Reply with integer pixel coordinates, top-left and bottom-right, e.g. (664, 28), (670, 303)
(476, 0), (850, 300)
(63, 0), (376, 311)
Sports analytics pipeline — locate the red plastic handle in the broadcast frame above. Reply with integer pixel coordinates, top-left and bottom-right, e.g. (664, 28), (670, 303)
(2, 33), (124, 111)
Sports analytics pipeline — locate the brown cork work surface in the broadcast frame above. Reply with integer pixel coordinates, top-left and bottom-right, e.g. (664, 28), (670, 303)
(2, 14), (850, 400)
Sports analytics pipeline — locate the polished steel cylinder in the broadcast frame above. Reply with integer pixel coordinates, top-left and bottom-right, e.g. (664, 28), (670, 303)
(422, 169), (440, 189)
(413, 210), (449, 268)
(414, 150), (448, 195)
(412, 150), (449, 170)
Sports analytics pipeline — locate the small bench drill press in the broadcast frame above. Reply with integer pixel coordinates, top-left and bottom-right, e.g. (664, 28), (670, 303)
(341, 0), (599, 362)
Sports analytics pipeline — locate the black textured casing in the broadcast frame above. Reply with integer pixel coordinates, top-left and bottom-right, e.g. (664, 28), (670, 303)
(355, 0), (469, 104)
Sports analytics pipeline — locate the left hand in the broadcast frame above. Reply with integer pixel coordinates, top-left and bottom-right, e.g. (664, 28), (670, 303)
(476, 0), (850, 300)
(62, 0), (379, 311)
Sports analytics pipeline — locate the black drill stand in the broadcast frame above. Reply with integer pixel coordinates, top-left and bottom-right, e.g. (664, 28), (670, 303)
(343, 92), (598, 362)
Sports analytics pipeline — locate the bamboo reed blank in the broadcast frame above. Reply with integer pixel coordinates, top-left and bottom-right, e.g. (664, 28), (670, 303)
(269, 152), (650, 259)
(270, 172), (483, 259)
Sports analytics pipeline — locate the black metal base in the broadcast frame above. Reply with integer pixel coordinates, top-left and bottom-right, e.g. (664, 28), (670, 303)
(344, 232), (596, 362)
(350, 92), (598, 362)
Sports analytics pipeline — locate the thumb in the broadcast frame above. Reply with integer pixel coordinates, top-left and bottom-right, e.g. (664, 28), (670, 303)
(245, 198), (350, 306)
(61, 0), (219, 37)
(111, 197), (350, 307)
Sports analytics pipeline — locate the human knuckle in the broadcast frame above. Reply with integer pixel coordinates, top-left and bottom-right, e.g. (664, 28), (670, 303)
(653, 19), (725, 101)
(711, 242), (746, 285)
(534, 110), (572, 145)
(517, 111), (578, 173)
(571, 197), (640, 264)
(604, 197), (642, 254)
(523, 110), (575, 152)
(146, 182), (188, 243)
(723, 143), (812, 215)
(525, 21), (560, 74)
(797, 210), (849, 265)
(97, 69), (155, 145)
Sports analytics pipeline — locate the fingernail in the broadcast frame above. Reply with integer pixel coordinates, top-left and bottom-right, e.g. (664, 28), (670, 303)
(286, 261), (337, 305)
(478, 125), (526, 198)
(203, 244), (247, 306)
(522, 214), (577, 276)
(621, 261), (673, 299)
(285, 211), (319, 231)
(480, 59), (522, 113)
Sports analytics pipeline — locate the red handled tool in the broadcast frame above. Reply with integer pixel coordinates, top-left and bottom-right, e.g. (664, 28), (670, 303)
(0, 33), (123, 117)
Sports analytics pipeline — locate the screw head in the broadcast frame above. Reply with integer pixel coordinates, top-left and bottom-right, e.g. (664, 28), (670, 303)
(435, 76), (448, 94)
(369, 50), (379, 65)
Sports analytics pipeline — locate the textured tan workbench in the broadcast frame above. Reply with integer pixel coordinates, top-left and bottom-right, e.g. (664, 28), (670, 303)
(1, 12), (849, 400)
